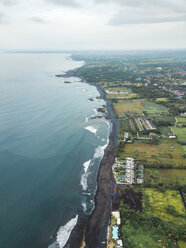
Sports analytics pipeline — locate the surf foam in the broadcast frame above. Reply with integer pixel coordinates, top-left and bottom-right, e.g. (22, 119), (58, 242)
(93, 120), (111, 159)
(83, 159), (91, 173)
(82, 202), (87, 212)
(80, 160), (91, 191)
(49, 215), (78, 248)
(85, 126), (97, 135)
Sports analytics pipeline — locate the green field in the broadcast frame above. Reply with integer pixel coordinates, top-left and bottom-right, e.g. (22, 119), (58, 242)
(142, 101), (168, 115)
(120, 224), (170, 248)
(120, 188), (186, 248)
(113, 99), (168, 116)
(121, 141), (186, 168)
(106, 93), (137, 100)
(113, 99), (144, 116)
(182, 146), (186, 154)
(172, 127), (186, 143)
(155, 98), (168, 102)
(177, 117), (186, 124)
(145, 168), (186, 185)
(154, 116), (175, 126)
(105, 87), (133, 93)
(105, 86), (138, 99)
(159, 126), (171, 137)
(143, 189), (185, 226)
(178, 241), (186, 248)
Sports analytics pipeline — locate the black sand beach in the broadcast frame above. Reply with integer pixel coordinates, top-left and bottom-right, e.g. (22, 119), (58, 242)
(65, 69), (119, 248)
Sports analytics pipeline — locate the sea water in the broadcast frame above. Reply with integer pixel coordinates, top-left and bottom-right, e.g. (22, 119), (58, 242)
(0, 52), (111, 248)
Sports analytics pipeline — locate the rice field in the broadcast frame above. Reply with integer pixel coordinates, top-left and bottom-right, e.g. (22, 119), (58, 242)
(159, 126), (171, 137)
(142, 101), (168, 115)
(106, 93), (137, 100)
(145, 168), (186, 185)
(113, 99), (168, 116)
(121, 141), (186, 168)
(113, 99), (144, 115)
(143, 188), (186, 226)
(177, 117), (186, 124)
(172, 127), (186, 143)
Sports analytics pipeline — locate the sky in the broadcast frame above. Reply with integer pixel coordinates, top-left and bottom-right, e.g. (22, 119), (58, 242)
(0, 0), (186, 50)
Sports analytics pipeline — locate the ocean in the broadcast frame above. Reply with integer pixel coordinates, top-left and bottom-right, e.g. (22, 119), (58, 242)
(0, 52), (111, 248)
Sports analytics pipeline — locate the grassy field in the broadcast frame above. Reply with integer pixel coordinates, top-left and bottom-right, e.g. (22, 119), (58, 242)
(159, 126), (171, 137)
(105, 87), (133, 93)
(145, 168), (186, 185)
(113, 99), (168, 116)
(155, 98), (169, 102)
(106, 93), (137, 100)
(113, 99), (144, 115)
(120, 141), (186, 168)
(172, 127), (186, 143)
(143, 188), (185, 226)
(142, 101), (168, 115)
(178, 241), (186, 248)
(182, 146), (186, 154)
(120, 224), (170, 248)
(154, 116), (175, 126)
(105, 86), (138, 99)
(177, 117), (186, 124)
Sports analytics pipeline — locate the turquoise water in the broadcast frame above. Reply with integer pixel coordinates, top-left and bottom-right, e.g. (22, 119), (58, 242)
(0, 53), (110, 248)
(112, 226), (119, 240)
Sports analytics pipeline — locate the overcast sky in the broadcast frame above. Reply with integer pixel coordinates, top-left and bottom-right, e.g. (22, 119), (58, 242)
(0, 0), (186, 50)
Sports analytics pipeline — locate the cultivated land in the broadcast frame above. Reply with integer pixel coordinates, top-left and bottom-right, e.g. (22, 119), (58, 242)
(145, 168), (186, 185)
(121, 141), (186, 168)
(71, 51), (186, 248)
(113, 99), (169, 117)
(172, 127), (186, 144)
(143, 188), (185, 226)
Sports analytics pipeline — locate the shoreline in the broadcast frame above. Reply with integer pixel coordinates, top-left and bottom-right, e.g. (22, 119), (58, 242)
(65, 69), (119, 248)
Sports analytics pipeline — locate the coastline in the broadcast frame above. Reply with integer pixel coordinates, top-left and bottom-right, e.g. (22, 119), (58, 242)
(65, 68), (119, 248)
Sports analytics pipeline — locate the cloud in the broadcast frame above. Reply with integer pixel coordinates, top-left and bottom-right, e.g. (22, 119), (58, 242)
(104, 0), (186, 25)
(29, 17), (46, 23)
(0, 12), (5, 24)
(0, 0), (16, 5)
(94, 0), (186, 9)
(109, 11), (186, 25)
(46, 0), (80, 8)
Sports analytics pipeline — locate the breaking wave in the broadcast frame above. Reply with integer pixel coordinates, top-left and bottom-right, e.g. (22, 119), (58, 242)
(84, 126), (97, 135)
(93, 133), (110, 159)
(83, 159), (91, 173)
(80, 160), (91, 191)
(48, 215), (78, 248)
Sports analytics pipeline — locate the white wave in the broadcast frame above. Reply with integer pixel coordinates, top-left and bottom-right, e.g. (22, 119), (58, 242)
(85, 126), (97, 135)
(81, 192), (91, 196)
(82, 202), (87, 212)
(85, 108), (103, 123)
(93, 108), (98, 115)
(49, 216), (78, 248)
(93, 132), (110, 159)
(85, 116), (89, 123)
(81, 172), (89, 191)
(83, 159), (91, 173)
(80, 160), (91, 191)
(93, 144), (107, 159)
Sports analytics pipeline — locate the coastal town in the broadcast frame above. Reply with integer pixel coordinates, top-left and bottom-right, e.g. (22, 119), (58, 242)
(73, 51), (186, 248)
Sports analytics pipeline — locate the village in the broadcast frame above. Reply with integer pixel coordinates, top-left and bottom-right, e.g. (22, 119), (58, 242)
(73, 52), (186, 248)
